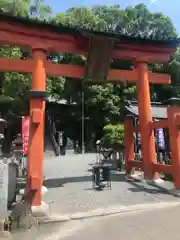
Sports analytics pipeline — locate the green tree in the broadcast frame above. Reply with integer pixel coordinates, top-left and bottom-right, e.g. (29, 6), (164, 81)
(0, 0), (55, 153)
(0, 0), (57, 117)
(52, 4), (179, 143)
(0, 0), (52, 18)
(0, 0), (30, 16)
(102, 124), (124, 150)
(91, 4), (177, 39)
(55, 6), (106, 30)
(30, 0), (52, 20)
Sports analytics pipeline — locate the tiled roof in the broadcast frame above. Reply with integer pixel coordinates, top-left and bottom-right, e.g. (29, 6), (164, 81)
(0, 13), (180, 47)
(125, 102), (167, 119)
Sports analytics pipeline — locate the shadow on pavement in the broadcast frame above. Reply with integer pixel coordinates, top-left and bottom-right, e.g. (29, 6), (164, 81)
(43, 175), (93, 188)
(127, 180), (171, 196)
(43, 171), (126, 188)
(43, 172), (177, 197)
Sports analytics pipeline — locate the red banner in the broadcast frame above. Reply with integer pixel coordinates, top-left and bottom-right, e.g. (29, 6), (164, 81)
(22, 116), (30, 156)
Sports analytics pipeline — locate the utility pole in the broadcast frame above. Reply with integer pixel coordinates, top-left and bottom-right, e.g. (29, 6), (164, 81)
(81, 80), (85, 154)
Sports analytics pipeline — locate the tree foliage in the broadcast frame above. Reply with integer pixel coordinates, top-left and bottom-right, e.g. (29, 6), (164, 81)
(53, 4), (179, 141)
(102, 124), (124, 150)
(0, 0), (64, 119)
(0, 0), (52, 18)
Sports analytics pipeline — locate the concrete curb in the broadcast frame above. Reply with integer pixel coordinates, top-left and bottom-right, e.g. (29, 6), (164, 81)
(37, 201), (180, 224)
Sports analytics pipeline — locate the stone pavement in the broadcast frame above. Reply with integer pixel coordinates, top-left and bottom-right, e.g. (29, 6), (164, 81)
(2, 153), (180, 239)
(42, 153), (178, 216)
(57, 205), (180, 240)
(3, 202), (180, 240)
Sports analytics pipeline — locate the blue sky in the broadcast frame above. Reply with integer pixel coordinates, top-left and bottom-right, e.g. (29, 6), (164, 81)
(45, 0), (180, 35)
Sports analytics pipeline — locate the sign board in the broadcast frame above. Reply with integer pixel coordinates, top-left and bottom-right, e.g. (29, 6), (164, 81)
(137, 133), (141, 146)
(58, 131), (63, 146)
(0, 162), (8, 220)
(85, 36), (114, 82)
(156, 128), (165, 150)
(22, 116), (30, 156)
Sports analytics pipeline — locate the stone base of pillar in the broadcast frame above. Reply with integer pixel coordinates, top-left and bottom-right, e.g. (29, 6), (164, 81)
(125, 167), (136, 177)
(145, 178), (164, 185)
(124, 173), (133, 179)
(31, 201), (49, 218)
(19, 186), (48, 197)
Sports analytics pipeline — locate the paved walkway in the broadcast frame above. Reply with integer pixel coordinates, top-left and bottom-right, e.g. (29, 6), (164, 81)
(58, 205), (180, 240)
(43, 153), (178, 216)
(3, 153), (180, 239)
(4, 202), (180, 240)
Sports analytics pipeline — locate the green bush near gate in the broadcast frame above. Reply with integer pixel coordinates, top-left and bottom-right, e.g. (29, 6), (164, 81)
(102, 124), (124, 151)
(163, 174), (173, 182)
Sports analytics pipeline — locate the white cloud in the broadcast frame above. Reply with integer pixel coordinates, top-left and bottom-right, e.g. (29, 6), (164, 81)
(150, 0), (157, 3)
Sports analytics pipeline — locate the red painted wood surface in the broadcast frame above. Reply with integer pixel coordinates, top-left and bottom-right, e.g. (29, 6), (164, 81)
(0, 58), (171, 84)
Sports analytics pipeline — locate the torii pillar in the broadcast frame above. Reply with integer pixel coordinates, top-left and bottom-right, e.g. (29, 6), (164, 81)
(124, 115), (134, 175)
(167, 98), (180, 189)
(136, 61), (158, 180)
(28, 45), (48, 206)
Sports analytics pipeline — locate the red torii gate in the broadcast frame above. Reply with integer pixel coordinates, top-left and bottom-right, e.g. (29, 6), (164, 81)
(125, 99), (180, 186)
(0, 13), (179, 206)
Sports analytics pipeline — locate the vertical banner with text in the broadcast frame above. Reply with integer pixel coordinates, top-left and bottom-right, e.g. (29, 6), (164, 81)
(22, 116), (30, 156)
(156, 128), (165, 150)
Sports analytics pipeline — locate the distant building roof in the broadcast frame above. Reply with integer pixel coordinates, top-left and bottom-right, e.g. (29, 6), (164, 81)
(125, 101), (167, 119)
